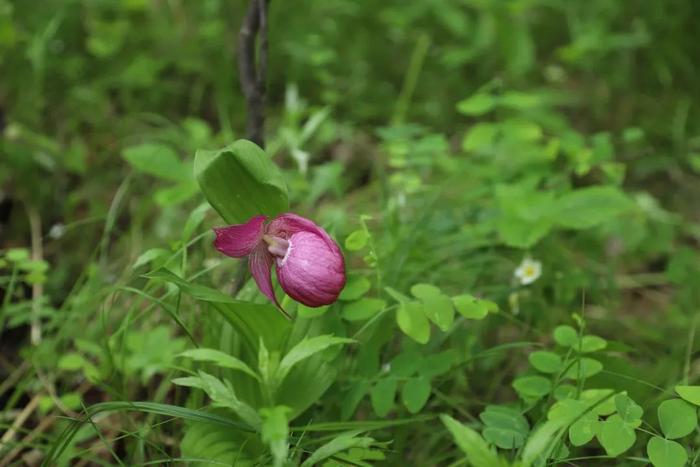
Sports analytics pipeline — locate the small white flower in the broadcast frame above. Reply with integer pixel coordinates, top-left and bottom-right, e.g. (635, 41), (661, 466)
(48, 223), (66, 239)
(381, 363), (391, 373)
(514, 257), (542, 285)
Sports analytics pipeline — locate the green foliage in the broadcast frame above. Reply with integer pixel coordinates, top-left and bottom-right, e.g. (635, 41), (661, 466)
(440, 415), (511, 467)
(657, 399), (696, 439)
(3, 0), (700, 464)
(195, 140), (289, 224)
(647, 437), (688, 467)
(479, 406), (530, 449)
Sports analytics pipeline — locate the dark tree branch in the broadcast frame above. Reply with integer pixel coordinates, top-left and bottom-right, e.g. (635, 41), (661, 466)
(238, 0), (268, 148)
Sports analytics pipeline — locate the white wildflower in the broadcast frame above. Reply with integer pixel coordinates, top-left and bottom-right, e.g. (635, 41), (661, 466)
(514, 257), (542, 285)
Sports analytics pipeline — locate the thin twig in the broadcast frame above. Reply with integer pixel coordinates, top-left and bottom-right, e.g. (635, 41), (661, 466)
(238, 0), (268, 147)
(0, 394), (41, 453)
(0, 415), (53, 467)
(27, 203), (43, 345)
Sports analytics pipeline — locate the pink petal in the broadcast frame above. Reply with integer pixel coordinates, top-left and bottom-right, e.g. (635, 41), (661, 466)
(275, 231), (346, 307)
(268, 213), (341, 255)
(213, 215), (267, 258)
(248, 244), (280, 308)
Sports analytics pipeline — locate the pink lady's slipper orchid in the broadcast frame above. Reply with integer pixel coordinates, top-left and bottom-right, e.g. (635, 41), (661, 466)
(214, 213), (346, 309)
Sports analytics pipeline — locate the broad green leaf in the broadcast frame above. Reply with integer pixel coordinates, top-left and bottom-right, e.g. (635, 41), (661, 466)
(568, 412), (599, 446)
(456, 93), (496, 116)
(500, 119), (542, 143)
(452, 294), (489, 320)
(345, 230), (369, 251)
(401, 377), (431, 414)
(194, 139), (288, 224)
(440, 415), (509, 467)
(58, 353), (86, 371)
(555, 186), (633, 230)
(580, 335), (607, 352)
(276, 335), (354, 384)
(411, 284), (454, 331)
(417, 350), (456, 379)
(675, 385), (700, 406)
(390, 351), (421, 378)
(371, 379), (397, 417)
(177, 371), (261, 429)
(582, 389), (617, 416)
(339, 276), (371, 301)
(564, 358), (603, 379)
(553, 325), (578, 347)
(548, 399), (585, 422)
(301, 431), (374, 467)
(497, 214), (552, 249)
(410, 283), (441, 299)
(512, 376), (551, 399)
(658, 399), (696, 439)
(122, 142), (189, 181)
(597, 414), (635, 456)
(178, 348), (259, 380)
(6, 248), (29, 262)
(341, 298), (385, 321)
(647, 437), (688, 467)
(528, 351), (562, 374)
(462, 123), (498, 152)
(479, 405), (529, 449)
(260, 406), (291, 467)
(496, 184), (556, 248)
(614, 393), (643, 423)
(421, 294), (455, 331)
(396, 301), (430, 344)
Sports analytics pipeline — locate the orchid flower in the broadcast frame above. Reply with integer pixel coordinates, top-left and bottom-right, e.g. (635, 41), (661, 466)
(214, 213), (346, 311)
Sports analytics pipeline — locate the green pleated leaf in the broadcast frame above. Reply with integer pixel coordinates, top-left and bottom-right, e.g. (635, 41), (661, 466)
(178, 348), (259, 380)
(195, 139), (288, 224)
(276, 335), (354, 384)
(301, 431), (374, 467)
